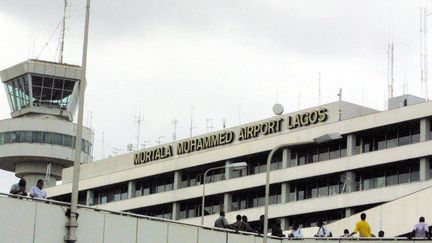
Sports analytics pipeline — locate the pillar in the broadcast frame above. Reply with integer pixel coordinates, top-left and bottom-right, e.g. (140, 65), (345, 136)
(345, 208), (354, 217)
(281, 183), (289, 203)
(172, 202), (180, 220)
(347, 134), (356, 156)
(420, 119), (431, 181)
(225, 160), (231, 180)
(223, 193), (232, 212)
(173, 171), (181, 190)
(282, 148), (291, 168)
(86, 190), (94, 206)
(127, 181), (135, 199)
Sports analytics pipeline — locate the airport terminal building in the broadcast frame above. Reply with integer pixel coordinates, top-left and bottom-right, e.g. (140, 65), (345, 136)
(44, 95), (432, 234)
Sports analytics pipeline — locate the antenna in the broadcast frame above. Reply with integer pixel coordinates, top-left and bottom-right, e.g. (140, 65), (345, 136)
(297, 88), (301, 110)
(135, 109), (144, 151)
(318, 72), (321, 105)
(403, 72), (408, 95)
(420, 7), (430, 100)
(101, 132), (105, 159)
(338, 88), (342, 120)
(172, 119), (178, 141)
(156, 136), (165, 144)
(141, 140), (150, 149)
(189, 107), (196, 137)
(222, 118), (227, 129)
(387, 43), (395, 99)
(59, 0), (68, 63)
(237, 104), (242, 125)
(206, 118), (213, 133)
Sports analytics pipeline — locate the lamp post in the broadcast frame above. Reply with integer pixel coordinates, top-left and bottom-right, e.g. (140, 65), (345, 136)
(201, 162), (247, 225)
(262, 133), (342, 243)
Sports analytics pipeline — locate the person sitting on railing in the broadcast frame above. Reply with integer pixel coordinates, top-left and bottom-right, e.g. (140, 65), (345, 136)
(378, 230), (385, 237)
(229, 215), (243, 231)
(288, 222), (303, 238)
(10, 178), (27, 196)
(271, 219), (286, 237)
(411, 216), (430, 239)
(214, 211), (229, 229)
(314, 220), (332, 237)
(348, 213), (375, 237)
(240, 215), (254, 232)
(256, 215), (265, 235)
(29, 179), (47, 199)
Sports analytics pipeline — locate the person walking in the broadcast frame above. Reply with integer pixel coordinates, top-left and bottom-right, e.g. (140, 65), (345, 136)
(29, 179), (47, 199)
(9, 178), (27, 196)
(412, 216), (430, 239)
(348, 213), (375, 237)
(214, 211), (229, 229)
(240, 215), (254, 232)
(315, 220), (332, 237)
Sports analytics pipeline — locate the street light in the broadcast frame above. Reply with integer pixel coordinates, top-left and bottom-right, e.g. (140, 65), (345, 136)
(201, 162), (248, 225)
(262, 133), (342, 243)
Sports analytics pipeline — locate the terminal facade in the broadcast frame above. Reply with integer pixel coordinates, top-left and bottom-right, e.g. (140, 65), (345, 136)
(46, 95), (432, 233)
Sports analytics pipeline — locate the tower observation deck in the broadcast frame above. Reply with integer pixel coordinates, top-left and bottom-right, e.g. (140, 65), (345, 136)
(0, 59), (93, 187)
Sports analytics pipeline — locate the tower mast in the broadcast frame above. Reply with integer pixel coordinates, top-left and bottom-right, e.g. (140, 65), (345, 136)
(59, 0), (67, 63)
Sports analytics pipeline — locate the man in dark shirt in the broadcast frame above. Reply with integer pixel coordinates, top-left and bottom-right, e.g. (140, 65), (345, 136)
(240, 215), (254, 232)
(229, 215), (243, 231)
(10, 178), (27, 196)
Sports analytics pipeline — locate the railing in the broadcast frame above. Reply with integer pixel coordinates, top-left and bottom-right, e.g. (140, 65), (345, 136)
(0, 192), (429, 243)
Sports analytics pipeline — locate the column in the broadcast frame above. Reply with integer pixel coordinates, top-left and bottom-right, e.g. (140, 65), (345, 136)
(173, 171), (181, 190)
(281, 183), (289, 203)
(86, 190), (94, 206)
(172, 202), (180, 220)
(127, 181), (135, 199)
(223, 193), (232, 212)
(225, 160), (231, 180)
(282, 148), (291, 168)
(420, 119), (431, 181)
(345, 208), (354, 217)
(346, 134), (356, 156)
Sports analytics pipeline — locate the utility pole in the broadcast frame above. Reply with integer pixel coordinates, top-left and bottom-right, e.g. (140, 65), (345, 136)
(65, 0), (91, 242)
(387, 43), (394, 99)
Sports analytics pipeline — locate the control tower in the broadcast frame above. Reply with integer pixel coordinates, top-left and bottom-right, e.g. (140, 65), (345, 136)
(0, 59), (93, 187)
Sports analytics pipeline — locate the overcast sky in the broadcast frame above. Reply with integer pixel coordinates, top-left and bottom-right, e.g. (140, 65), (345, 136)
(0, 0), (430, 193)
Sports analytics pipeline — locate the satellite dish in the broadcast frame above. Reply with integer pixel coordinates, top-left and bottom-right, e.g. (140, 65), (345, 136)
(272, 103), (284, 115)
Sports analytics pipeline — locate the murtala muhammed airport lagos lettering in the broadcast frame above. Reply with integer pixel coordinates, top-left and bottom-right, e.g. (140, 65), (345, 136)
(134, 108), (328, 165)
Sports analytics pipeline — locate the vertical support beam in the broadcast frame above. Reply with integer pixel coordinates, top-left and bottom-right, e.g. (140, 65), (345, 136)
(420, 158), (430, 181)
(127, 181), (135, 199)
(282, 148), (290, 168)
(172, 202), (180, 220)
(173, 171), (181, 190)
(223, 193), (232, 212)
(225, 161), (231, 180)
(280, 218), (287, 232)
(347, 134), (356, 156)
(420, 118), (430, 142)
(420, 118), (431, 181)
(281, 183), (289, 203)
(345, 208), (354, 217)
(85, 190), (93, 206)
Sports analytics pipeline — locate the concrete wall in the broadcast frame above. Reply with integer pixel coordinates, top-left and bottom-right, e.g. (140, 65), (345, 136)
(0, 195), (429, 243)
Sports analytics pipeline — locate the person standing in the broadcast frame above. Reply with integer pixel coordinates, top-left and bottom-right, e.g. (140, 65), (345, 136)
(315, 220), (332, 237)
(240, 215), (254, 232)
(348, 213), (375, 237)
(412, 216), (430, 239)
(214, 211), (229, 229)
(289, 223), (303, 238)
(256, 215), (265, 234)
(29, 179), (47, 199)
(271, 219), (285, 237)
(9, 178), (27, 196)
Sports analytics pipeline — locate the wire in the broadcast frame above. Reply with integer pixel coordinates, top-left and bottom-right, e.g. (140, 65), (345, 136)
(36, 18), (63, 60)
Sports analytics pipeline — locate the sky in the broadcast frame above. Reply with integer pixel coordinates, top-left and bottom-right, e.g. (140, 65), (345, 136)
(0, 0), (431, 193)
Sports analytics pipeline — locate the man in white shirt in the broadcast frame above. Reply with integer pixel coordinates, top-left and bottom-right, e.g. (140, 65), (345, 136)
(412, 217), (430, 239)
(30, 179), (47, 199)
(315, 221), (332, 237)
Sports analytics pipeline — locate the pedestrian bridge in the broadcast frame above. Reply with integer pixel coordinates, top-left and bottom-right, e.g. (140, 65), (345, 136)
(0, 193), (430, 243)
